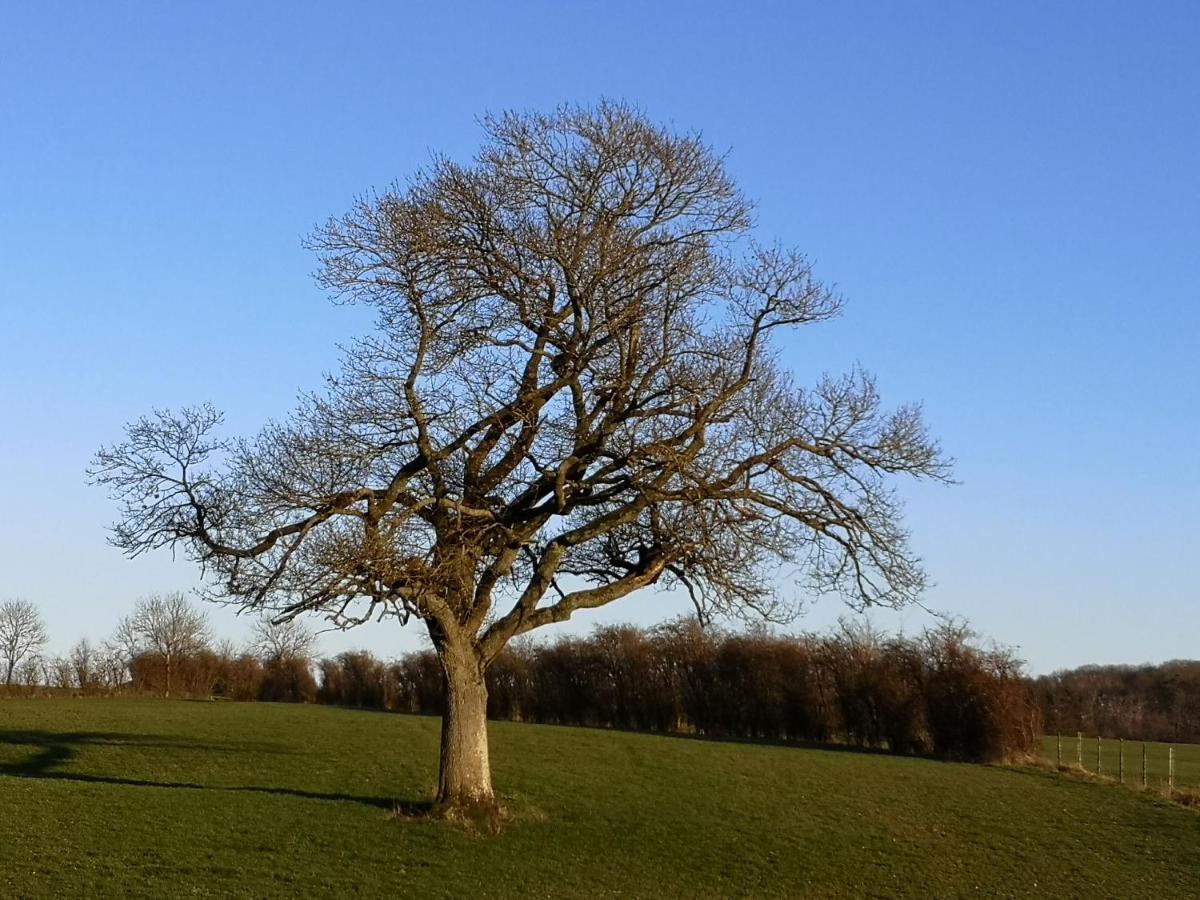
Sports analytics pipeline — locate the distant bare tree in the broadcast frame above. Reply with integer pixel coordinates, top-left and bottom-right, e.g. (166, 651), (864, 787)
(0, 599), (48, 685)
(126, 593), (209, 697)
(214, 637), (240, 661)
(97, 640), (130, 689)
(49, 656), (73, 690)
(70, 638), (97, 690)
(17, 657), (42, 688)
(111, 616), (141, 667)
(92, 102), (949, 817)
(252, 617), (317, 664)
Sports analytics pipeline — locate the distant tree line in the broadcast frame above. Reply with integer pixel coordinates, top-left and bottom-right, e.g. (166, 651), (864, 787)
(1034, 662), (1200, 744)
(0, 593), (316, 704)
(3, 593), (1041, 762)
(316, 620), (1040, 763)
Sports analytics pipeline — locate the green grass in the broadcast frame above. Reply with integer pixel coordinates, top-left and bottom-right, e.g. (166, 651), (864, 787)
(1041, 734), (1200, 789)
(2, 701), (1199, 898)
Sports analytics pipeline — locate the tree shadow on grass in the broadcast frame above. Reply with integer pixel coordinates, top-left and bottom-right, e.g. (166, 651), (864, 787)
(0, 729), (396, 811)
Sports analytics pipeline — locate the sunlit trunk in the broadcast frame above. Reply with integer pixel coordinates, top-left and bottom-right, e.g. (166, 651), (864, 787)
(435, 638), (494, 813)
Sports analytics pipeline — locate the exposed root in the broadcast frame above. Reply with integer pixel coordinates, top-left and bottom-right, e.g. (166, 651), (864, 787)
(387, 793), (513, 834)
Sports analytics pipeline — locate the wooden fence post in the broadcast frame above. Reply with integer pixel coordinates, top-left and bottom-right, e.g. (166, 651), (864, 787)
(1056, 733), (1062, 767)
(1169, 747), (1175, 793)
(1142, 742), (1147, 789)
(1096, 734), (1102, 776)
(1119, 739), (1124, 784)
(1077, 731), (1082, 767)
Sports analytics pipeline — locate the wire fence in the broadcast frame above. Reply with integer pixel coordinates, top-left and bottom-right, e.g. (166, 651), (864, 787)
(1043, 733), (1200, 794)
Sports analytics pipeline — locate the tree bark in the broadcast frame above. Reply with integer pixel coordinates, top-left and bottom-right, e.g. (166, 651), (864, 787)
(435, 637), (495, 815)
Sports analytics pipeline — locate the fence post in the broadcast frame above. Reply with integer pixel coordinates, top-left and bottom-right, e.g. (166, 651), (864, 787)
(1096, 735), (1102, 776)
(1056, 733), (1062, 767)
(1119, 739), (1124, 784)
(1142, 742), (1147, 789)
(1077, 731), (1083, 767)
(1169, 747), (1175, 793)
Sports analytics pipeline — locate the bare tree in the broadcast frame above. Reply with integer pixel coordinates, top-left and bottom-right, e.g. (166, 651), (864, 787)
(97, 640), (131, 689)
(92, 102), (949, 816)
(251, 617), (317, 663)
(49, 656), (73, 690)
(214, 637), (240, 661)
(103, 615), (143, 688)
(0, 599), (48, 685)
(125, 593), (210, 697)
(70, 638), (96, 690)
(17, 657), (42, 689)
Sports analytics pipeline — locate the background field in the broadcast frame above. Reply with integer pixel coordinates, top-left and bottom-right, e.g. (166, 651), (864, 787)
(1041, 734), (1200, 789)
(2, 700), (1199, 898)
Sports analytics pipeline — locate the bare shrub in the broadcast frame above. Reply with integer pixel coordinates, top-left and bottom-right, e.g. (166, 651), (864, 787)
(309, 618), (1034, 763)
(921, 623), (1041, 762)
(259, 656), (317, 703)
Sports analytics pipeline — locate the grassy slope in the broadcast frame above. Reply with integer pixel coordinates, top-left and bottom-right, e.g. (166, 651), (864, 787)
(1041, 734), (1200, 789)
(1, 701), (1198, 898)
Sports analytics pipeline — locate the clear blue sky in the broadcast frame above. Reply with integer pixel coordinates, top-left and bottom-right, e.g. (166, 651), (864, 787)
(1, 2), (1196, 673)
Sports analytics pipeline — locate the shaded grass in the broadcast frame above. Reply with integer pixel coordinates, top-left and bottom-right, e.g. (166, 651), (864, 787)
(0, 700), (1198, 897)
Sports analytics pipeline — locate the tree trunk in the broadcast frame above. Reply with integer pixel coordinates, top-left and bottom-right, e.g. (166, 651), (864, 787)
(435, 638), (495, 815)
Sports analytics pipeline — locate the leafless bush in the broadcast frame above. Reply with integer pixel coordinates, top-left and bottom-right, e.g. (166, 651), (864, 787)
(259, 657), (317, 703)
(921, 623), (1041, 762)
(309, 618), (1037, 762)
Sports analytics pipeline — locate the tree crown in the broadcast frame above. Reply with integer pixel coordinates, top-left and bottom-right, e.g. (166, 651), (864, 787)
(91, 102), (949, 659)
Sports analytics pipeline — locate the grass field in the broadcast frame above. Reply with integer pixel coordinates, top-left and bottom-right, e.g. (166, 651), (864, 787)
(2, 701), (1200, 898)
(1041, 734), (1200, 789)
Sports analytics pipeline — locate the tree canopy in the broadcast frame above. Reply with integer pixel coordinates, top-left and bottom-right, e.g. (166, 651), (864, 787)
(92, 102), (950, 813)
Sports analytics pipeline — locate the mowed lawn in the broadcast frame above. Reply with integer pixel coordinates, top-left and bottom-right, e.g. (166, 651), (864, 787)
(1, 701), (1199, 898)
(1041, 734), (1200, 789)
